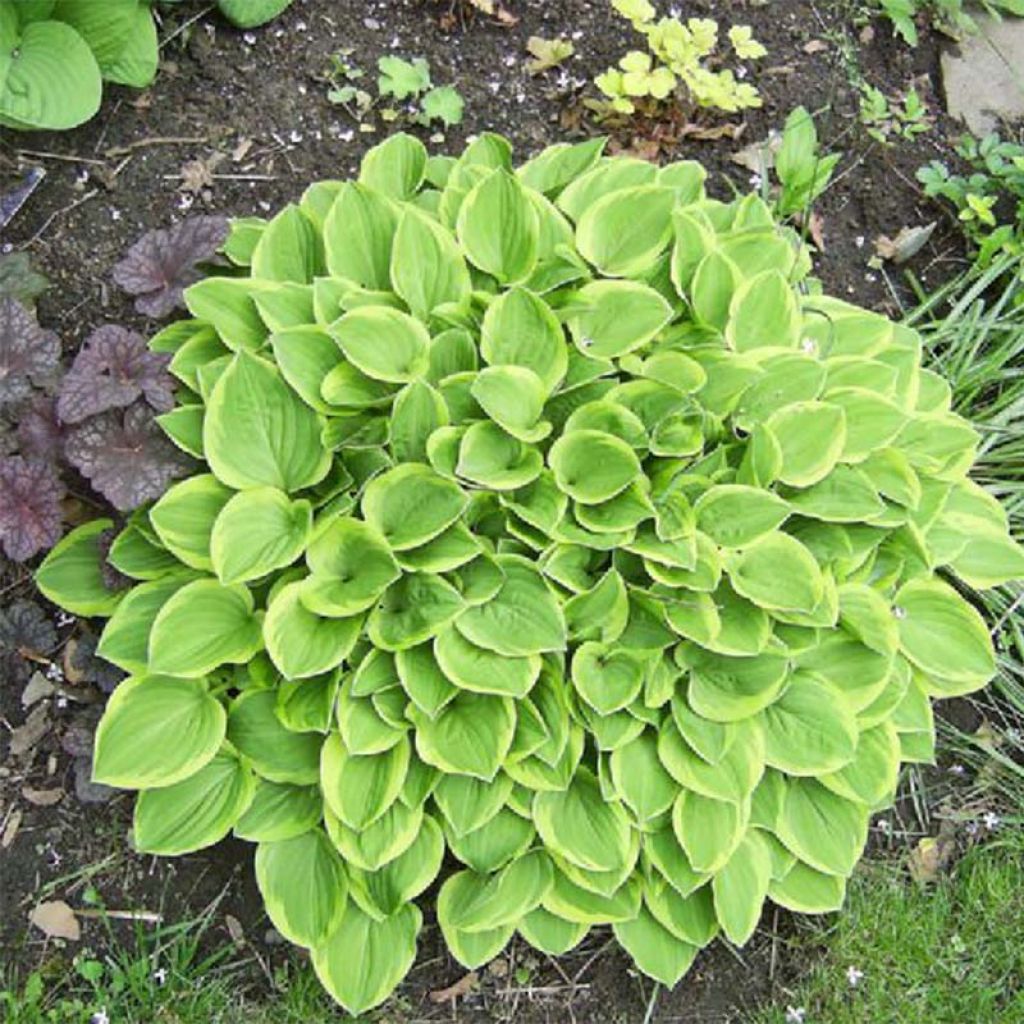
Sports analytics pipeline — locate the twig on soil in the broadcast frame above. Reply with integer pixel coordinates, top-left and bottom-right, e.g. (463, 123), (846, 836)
(769, 906), (780, 981)
(104, 136), (208, 159)
(160, 173), (278, 183)
(572, 936), (614, 984)
(495, 984), (590, 997)
(75, 908), (163, 923)
(13, 149), (107, 167)
(160, 3), (216, 50)
(20, 189), (99, 247)
(642, 983), (660, 1024)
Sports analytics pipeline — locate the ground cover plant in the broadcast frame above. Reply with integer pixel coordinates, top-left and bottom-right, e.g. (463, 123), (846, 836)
(29, 129), (1024, 1016)
(754, 835), (1024, 1023)
(875, 0), (1024, 46)
(0, 0), (296, 131)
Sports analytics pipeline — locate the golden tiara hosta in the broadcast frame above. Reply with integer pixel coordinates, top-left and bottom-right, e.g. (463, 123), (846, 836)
(36, 132), (1024, 1014)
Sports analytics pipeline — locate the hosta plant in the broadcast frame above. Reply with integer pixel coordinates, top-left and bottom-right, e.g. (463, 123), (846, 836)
(0, 0), (296, 131)
(36, 132), (1024, 1015)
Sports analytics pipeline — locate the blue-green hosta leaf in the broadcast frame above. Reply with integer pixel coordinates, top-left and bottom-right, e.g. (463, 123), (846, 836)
(93, 675), (225, 789)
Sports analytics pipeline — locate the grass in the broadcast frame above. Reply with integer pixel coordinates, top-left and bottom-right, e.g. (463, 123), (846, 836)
(0, 911), (343, 1024)
(753, 836), (1024, 1024)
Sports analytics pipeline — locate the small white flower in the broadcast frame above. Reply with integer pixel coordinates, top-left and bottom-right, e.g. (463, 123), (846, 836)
(243, 31), (256, 45)
(854, 235), (866, 248)
(785, 1007), (806, 1024)
(56, 695), (68, 710)
(57, 611), (75, 627)
(877, 818), (892, 834)
(110, 209), (122, 222)
(846, 965), (864, 987)
(949, 763), (966, 776)
(90, 1010), (109, 1024)
(289, 129), (303, 144)
(177, 193), (195, 212)
(983, 811), (1001, 831)
(45, 662), (63, 682)
(153, 967), (167, 986)
(294, 19), (307, 32)
(749, 172), (763, 189)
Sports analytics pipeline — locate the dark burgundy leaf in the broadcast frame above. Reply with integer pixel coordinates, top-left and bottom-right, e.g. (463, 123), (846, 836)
(112, 216), (229, 318)
(0, 167), (45, 232)
(56, 325), (174, 424)
(61, 710), (100, 758)
(0, 456), (64, 561)
(75, 756), (117, 803)
(18, 394), (64, 460)
(0, 297), (61, 406)
(66, 628), (125, 694)
(0, 599), (57, 656)
(64, 402), (192, 511)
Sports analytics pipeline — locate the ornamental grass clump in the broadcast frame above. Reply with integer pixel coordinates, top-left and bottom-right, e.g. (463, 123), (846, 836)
(36, 132), (1024, 1015)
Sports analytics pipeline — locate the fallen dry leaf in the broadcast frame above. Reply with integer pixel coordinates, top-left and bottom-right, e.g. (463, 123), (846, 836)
(807, 210), (826, 252)
(179, 152), (226, 194)
(22, 670), (55, 709)
(30, 900), (81, 941)
(63, 637), (84, 684)
(22, 786), (64, 806)
(2, 809), (22, 848)
(803, 39), (829, 54)
(10, 703), (51, 758)
(909, 825), (957, 884)
(874, 222), (936, 264)
(232, 137), (254, 163)
(429, 971), (479, 1003)
(225, 913), (246, 946)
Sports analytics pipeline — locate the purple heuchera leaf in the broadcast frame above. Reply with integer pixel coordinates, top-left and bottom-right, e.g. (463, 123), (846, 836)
(112, 216), (229, 318)
(0, 297), (60, 406)
(56, 325), (175, 424)
(0, 455), (64, 561)
(64, 401), (193, 511)
(18, 394), (64, 460)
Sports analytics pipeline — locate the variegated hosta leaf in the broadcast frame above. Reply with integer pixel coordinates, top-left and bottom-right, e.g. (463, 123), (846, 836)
(35, 133), (1021, 1016)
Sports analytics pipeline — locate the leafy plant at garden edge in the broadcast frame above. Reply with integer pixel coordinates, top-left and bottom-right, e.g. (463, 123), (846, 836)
(34, 132), (1024, 1015)
(593, 0), (765, 119)
(0, 0), (298, 132)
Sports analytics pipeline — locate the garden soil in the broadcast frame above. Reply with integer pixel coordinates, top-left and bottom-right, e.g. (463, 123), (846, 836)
(0, 1), (982, 1020)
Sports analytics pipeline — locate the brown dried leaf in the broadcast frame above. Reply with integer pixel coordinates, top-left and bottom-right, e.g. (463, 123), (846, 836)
(225, 914), (246, 946)
(908, 826), (956, 884)
(2, 809), (22, 848)
(9, 703), (51, 758)
(30, 900), (81, 940)
(429, 971), (479, 1003)
(874, 223), (937, 265)
(22, 671), (56, 708)
(22, 786), (64, 806)
(803, 39), (829, 54)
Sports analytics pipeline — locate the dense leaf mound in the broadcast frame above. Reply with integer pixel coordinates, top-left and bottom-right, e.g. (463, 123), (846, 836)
(36, 133), (1024, 1014)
